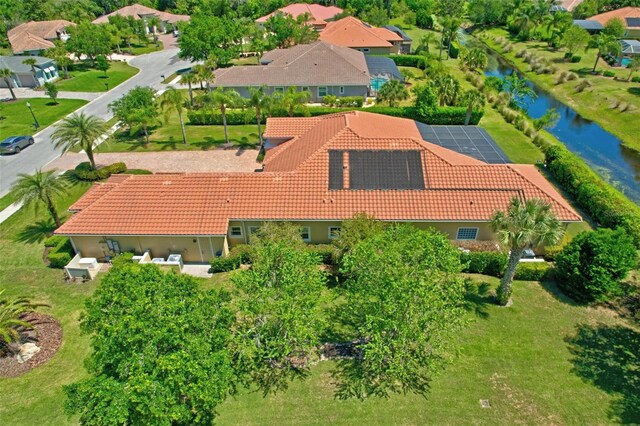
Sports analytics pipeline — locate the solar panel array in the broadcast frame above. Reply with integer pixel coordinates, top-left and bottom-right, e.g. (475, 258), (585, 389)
(416, 124), (511, 164)
(626, 17), (640, 28)
(349, 150), (425, 190)
(328, 150), (344, 190)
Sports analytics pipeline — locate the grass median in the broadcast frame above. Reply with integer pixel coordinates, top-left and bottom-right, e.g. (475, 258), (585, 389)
(0, 98), (88, 136)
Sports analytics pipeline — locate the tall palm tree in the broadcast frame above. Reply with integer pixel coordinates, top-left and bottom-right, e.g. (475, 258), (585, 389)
(192, 64), (207, 90)
(431, 73), (460, 106)
(280, 86), (311, 117)
(461, 89), (486, 125)
(203, 88), (243, 145)
(589, 33), (621, 73)
(491, 197), (564, 306)
(51, 112), (108, 170)
(247, 86), (269, 148)
(160, 87), (187, 145)
(0, 289), (49, 348)
(444, 17), (461, 59)
(180, 72), (197, 106)
(626, 56), (640, 81)
(22, 58), (38, 86)
(376, 79), (409, 107)
(12, 169), (68, 227)
(418, 33), (435, 54)
(0, 68), (17, 100)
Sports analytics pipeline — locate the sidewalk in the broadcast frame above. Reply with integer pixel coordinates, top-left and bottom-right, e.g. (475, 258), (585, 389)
(0, 201), (23, 225)
(0, 88), (101, 101)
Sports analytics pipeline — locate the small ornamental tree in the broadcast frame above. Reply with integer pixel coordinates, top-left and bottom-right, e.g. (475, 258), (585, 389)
(64, 262), (235, 425)
(43, 81), (59, 104)
(336, 225), (468, 398)
(555, 228), (638, 303)
(95, 55), (110, 77)
(376, 79), (409, 107)
(231, 223), (326, 394)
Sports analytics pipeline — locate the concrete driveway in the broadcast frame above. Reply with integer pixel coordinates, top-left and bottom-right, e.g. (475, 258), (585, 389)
(45, 149), (261, 173)
(0, 48), (193, 196)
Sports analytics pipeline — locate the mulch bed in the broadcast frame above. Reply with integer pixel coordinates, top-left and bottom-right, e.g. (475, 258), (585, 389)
(0, 313), (63, 378)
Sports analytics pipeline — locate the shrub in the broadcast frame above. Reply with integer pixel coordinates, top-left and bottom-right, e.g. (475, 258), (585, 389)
(208, 244), (251, 273)
(48, 252), (72, 269)
(460, 251), (508, 277)
(416, 10), (433, 29)
(322, 95), (337, 106)
(563, 52), (572, 60)
(632, 76), (640, 83)
(44, 235), (66, 247)
(46, 236), (74, 269)
(575, 79), (591, 92)
(306, 244), (336, 265)
(603, 70), (615, 77)
(543, 245), (563, 261)
(566, 72), (578, 81)
(124, 169), (153, 175)
(74, 162), (127, 181)
(380, 54), (426, 68)
(514, 262), (551, 281)
(335, 96), (364, 107)
(555, 228), (638, 303)
(570, 55), (581, 63)
(545, 145), (640, 247)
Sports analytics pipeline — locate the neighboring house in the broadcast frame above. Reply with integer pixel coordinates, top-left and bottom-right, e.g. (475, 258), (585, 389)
(0, 55), (58, 88)
(213, 41), (371, 102)
(7, 20), (75, 55)
(319, 17), (404, 54)
(256, 3), (343, 30)
(572, 19), (604, 34)
(55, 111), (581, 263)
(384, 25), (412, 53)
(92, 3), (189, 33)
(588, 7), (640, 37)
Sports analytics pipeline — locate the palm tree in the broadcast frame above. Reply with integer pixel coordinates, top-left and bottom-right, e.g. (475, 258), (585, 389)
(431, 73), (460, 106)
(418, 33), (435, 54)
(160, 87), (187, 145)
(203, 88), (243, 145)
(280, 87), (311, 117)
(51, 112), (108, 170)
(0, 68), (17, 100)
(626, 56), (640, 81)
(444, 17), (461, 59)
(491, 198), (564, 306)
(461, 89), (486, 125)
(247, 86), (269, 148)
(180, 72), (197, 106)
(12, 169), (68, 227)
(0, 289), (50, 349)
(377, 79), (409, 107)
(589, 33), (622, 73)
(192, 64), (207, 90)
(146, 16), (161, 46)
(22, 58), (38, 86)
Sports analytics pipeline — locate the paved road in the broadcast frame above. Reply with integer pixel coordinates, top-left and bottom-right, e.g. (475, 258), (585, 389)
(0, 48), (192, 196)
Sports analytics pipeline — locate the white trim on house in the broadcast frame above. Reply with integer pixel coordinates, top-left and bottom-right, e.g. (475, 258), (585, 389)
(300, 226), (311, 242)
(328, 226), (341, 239)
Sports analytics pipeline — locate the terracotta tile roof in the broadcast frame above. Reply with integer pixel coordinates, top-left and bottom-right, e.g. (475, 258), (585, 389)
(93, 3), (190, 24)
(214, 41), (370, 87)
(7, 20), (75, 54)
(320, 17), (403, 48)
(256, 3), (343, 23)
(589, 7), (640, 28)
(56, 112), (581, 237)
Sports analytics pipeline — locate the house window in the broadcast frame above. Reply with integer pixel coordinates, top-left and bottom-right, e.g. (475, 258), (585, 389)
(339, 86), (345, 95)
(318, 86), (328, 97)
(229, 226), (243, 238)
(301, 86), (309, 92)
(362, 48), (370, 53)
(456, 227), (479, 240)
(274, 87), (284, 93)
(300, 226), (311, 242)
(328, 226), (341, 239)
(248, 226), (260, 235)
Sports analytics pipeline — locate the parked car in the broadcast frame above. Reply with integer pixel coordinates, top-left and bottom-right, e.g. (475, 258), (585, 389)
(0, 136), (34, 154)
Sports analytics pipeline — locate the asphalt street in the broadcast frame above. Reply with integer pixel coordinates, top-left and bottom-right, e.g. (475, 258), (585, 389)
(0, 48), (192, 196)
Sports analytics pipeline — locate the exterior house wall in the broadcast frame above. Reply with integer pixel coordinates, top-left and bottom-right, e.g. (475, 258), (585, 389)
(625, 28), (640, 38)
(229, 85), (368, 102)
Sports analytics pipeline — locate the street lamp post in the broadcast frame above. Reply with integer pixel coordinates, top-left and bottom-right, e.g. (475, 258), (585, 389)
(26, 101), (39, 130)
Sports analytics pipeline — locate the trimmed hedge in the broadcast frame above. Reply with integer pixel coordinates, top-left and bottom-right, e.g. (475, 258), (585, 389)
(460, 251), (508, 277)
(74, 162), (127, 181)
(380, 54), (427, 69)
(545, 145), (640, 247)
(209, 244), (251, 273)
(514, 262), (551, 281)
(46, 236), (74, 269)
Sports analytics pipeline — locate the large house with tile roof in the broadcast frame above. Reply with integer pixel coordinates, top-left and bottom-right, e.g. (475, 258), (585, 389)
(256, 3), (343, 30)
(7, 20), (75, 55)
(92, 3), (189, 33)
(588, 7), (640, 37)
(319, 17), (404, 54)
(55, 112), (581, 263)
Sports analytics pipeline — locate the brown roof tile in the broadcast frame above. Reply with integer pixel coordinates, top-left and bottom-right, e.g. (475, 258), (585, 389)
(7, 20), (75, 54)
(256, 3), (343, 24)
(320, 17), (403, 48)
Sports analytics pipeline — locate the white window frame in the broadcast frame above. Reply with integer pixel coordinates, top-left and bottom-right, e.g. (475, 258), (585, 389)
(300, 226), (311, 242)
(301, 86), (309, 92)
(339, 86), (345, 95)
(229, 226), (243, 238)
(328, 226), (341, 240)
(456, 227), (479, 240)
(318, 86), (328, 97)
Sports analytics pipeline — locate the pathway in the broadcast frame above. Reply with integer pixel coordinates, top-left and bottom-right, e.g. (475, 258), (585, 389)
(0, 88), (101, 101)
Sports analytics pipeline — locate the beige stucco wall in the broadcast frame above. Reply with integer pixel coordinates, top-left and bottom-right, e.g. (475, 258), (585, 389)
(71, 235), (226, 263)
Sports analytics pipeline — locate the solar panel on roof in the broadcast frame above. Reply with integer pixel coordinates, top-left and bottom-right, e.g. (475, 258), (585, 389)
(626, 17), (640, 27)
(328, 150), (344, 190)
(348, 150), (425, 190)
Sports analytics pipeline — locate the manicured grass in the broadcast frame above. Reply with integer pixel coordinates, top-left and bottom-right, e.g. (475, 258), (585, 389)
(55, 61), (139, 92)
(128, 41), (163, 56)
(479, 28), (640, 153)
(97, 113), (260, 153)
(0, 191), (18, 211)
(0, 98), (88, 136)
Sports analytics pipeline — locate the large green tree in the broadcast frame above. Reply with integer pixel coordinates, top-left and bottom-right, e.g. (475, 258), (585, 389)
(66, 22), (111, 65)
(265, 12), (318, 49)
(377, 79), (409, 107)
(491, 198), (564, 306)
(336, 224), (467, 398)
(12, 169), (68, 227)
(178, 14), (244, 64)
(231, 223), (326, 394)
(64, 262), (235, 425)
(561, 25), (591, 57)
(52, 112), (108, 170)
(109, 86), (159, 144)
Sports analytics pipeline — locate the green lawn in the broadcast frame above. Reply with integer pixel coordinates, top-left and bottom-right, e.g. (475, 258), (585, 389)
(0, 98), (88, 136)
(98, 114), (260, 153)
(478, 28), (640, 153)
(55, 61), (139, 92)
(128, 41), (163, 56)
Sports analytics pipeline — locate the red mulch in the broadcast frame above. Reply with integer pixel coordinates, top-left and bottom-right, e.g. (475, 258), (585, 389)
(0, 312), (63, 378)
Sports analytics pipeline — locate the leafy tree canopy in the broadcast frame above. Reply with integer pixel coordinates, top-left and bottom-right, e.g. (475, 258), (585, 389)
(178, 13), (244, 64)
(264, 12), (318, 49)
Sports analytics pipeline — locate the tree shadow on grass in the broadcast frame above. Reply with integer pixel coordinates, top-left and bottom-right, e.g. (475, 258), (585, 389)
(192, 137), (224, 151)
(45, 101), (59, 106)
(628, 87), (640, 97)
(566, 323), (640, 424)
(15, 219), (56, 243)
(463, 280), (492, 319)
(538, 280), (582, 307)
